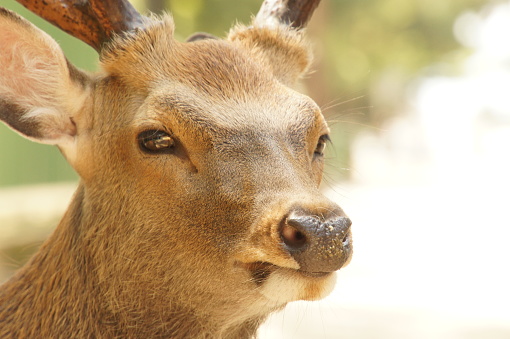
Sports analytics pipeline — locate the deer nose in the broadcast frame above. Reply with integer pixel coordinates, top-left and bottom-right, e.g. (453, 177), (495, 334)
(280, 213), (352, 273)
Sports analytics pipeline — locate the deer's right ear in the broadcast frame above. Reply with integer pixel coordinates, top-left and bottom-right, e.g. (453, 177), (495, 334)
(228, 23), (312, 87)
(0, 8), (90, 150)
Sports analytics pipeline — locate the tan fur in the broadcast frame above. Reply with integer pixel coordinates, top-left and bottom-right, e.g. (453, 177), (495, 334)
(0, 8), (351, 339)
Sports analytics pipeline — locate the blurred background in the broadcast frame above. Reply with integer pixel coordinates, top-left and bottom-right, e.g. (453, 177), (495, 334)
(1, 0), (509, 338)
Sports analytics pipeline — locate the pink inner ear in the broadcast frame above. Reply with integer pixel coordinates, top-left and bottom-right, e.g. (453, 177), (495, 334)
(0, 22), (63, 104)
(0, 29), (24, 94)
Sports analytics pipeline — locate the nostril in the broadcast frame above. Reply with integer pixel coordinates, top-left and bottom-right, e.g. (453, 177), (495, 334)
(342, 233), (350, 246)
(281, 223), (307, 249)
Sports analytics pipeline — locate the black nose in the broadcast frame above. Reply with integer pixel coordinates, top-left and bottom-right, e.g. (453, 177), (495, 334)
(280, 214), (352, 273)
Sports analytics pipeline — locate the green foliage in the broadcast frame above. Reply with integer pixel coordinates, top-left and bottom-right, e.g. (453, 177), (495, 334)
(0, 125), (78, 187)
(316, 0), (485, 117)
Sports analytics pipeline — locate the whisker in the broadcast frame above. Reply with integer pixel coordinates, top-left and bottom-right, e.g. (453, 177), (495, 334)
(321, 95), (366, 113)
(328, 119), (382, 131)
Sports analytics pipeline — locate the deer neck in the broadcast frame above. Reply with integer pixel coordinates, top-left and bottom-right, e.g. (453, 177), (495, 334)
(0, 184), (116, 337)
(0, 184), (264, 338)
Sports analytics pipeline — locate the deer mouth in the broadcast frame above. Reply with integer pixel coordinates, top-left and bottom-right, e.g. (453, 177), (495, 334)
(238, 261), (332, 286)
(240, 262), (275, 285)
(235, 260), (337, 304)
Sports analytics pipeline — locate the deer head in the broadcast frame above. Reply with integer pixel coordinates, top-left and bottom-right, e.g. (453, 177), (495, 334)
(0, 0), (352, 337)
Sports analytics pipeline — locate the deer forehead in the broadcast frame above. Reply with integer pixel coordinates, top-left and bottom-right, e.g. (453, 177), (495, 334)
(101, 16), (270, 97)
(136, 84), (323, 135)
(97, 16), (325, 143)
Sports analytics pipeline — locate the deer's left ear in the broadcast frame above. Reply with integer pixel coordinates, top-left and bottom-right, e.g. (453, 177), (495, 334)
(228, 23), (312, 86)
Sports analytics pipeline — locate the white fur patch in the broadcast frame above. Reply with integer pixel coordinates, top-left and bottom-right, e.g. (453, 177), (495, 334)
(260, 270), (337, 305)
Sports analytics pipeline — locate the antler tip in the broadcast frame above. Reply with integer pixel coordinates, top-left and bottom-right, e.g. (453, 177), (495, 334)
(255, 0), (322, 29)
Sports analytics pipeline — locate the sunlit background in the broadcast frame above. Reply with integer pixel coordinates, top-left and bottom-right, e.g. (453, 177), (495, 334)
(1, 0), (509, 338)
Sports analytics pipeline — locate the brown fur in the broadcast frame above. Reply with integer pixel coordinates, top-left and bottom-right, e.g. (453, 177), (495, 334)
(0, 9), (351, 339)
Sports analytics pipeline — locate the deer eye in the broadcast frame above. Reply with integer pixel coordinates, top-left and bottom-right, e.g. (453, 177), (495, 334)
(314, 135), (330, 157)
(138, 130), (175, 153)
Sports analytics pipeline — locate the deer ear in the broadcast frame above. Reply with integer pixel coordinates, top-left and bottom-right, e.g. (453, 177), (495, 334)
(186, 32), (218, 42)
(228, 23), (312, 86)
(0, 8), (90, 148)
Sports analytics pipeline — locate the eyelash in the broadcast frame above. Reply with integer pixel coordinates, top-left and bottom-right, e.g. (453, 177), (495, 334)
(314, 135), (330, 157)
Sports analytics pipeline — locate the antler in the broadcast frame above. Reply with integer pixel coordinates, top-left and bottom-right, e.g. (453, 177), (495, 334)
(16, 0), (143, 51)
(15, 0), (318, 51)
(255, 0), (321, 29)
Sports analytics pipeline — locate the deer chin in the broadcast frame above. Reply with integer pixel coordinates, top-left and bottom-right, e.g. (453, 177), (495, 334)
(236, 261), (337, 305)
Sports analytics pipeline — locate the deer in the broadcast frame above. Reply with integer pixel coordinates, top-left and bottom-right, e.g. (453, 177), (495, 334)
(0, 0), (352, 337)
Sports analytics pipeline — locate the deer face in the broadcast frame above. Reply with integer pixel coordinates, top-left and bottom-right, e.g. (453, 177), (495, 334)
(0, 5), (351, 328)
(69, 18), (351, 317)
